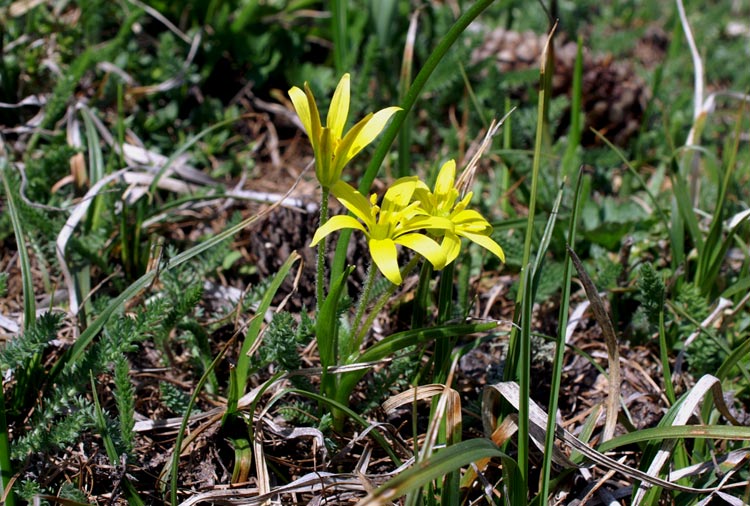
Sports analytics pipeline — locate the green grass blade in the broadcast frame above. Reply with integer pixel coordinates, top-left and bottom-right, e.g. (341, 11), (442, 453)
(330, 0), (348, 75)
(1, 162), (35, 329)
(539, 168), (585, 502)
(396, 8), (417, 178)
(518, 264), (532, 497)
(597, 424), (750, 453)
(316, 265), (353, 411)
(670, 152), (704, 254)
(233, 251), (300, 403)
(358, 322), (499, 364)
(560, 36), (583, 180)
(411, 262), (434, 328)
(338, 322), (499, 401)
(505, 26), (554, 384)
(531, 181), (564, 292)
(360, 438), (509, 505)
(432, 262), (455, 383)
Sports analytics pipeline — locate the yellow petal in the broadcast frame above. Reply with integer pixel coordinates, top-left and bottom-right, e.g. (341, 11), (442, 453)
(439, 232), (462, 266)
(327, 73), (350, 138)
(310, 215), (367, 246)
(344, 106), (401, 161)
(401, 215), (453, 234)
(304, 82), (322, 142)
(331, 180), (375, 225)
(316, 127), (335, 188)
(453, 192), (473, 213)
(289, 86), (312, 138)
(434, 159), (456, 197)
(396, 233), (448, 270)
(382, 176), (418, 212)
(332, 112), (372, 177)
(369, 238), (402, 284)
(452, 209), (492, 233)
(459, 231), (505, 262)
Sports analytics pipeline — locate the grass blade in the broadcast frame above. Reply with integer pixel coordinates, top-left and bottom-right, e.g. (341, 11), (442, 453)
(505, 23), (555, 383)
(1, 162), (35, 329)
(359, 438), (509, 505)
(232, 251), (300, 405)
(539, 168), (585, 502)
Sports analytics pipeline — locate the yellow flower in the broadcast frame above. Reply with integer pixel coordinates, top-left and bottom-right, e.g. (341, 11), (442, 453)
(413, 159), (505, 265)
(310, 178), (453, 285)
(289, 74), (401, 189)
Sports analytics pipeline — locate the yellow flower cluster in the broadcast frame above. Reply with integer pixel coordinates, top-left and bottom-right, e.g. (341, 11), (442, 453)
(290, 75), (504, 285)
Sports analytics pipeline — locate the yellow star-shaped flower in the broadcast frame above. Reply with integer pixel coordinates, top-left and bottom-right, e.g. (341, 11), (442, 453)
(310, 178), (453, 285)
(413, 159), (505, 265)
(289, 74), (400, 189)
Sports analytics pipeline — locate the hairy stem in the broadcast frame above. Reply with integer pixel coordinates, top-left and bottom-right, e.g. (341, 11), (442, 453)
(316, 187), (330, 314)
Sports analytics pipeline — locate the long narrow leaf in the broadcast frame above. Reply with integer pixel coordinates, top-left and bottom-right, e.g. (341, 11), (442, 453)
(540, 168), (585, 502)
(359, 439), (509, 505)
(1, 162), (34, 328)
(232, 251), (300, 403)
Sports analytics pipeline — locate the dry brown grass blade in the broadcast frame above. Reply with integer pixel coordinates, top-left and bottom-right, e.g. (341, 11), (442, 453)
(381, 384), (449, 414)
(455, 111), (514, 197)
(460, 415), (519, 488)
(178, 472), (370, 506)
(567, 245), (621, 443)
(668, 448), (750, 482)
(382, 381), (462, 451)
(482, 382), (576, 469)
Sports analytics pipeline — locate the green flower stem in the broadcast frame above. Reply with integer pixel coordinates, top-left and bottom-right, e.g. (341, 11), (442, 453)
(432, 261), (455, 383)
(329, 0), (496, 287)
(316, 187), (331, 314)
(350, 263), (378, 355)
(353, 256), (420, 352)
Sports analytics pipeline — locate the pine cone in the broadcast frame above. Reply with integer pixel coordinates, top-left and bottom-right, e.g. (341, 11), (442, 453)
(472, 28), (653, 146)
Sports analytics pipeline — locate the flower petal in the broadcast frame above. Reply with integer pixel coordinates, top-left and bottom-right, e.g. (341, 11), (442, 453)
(453, 192), (473, 214)
(304, 82), (322, 142)
(434, 160), (456, 197)
(452, 209), (492, 233)
(344, 106), (401, 161)
(395, 233), (448, 270)
(401, 215), (454, 234)
(289, 86), (312, 138)
(327, 73), (350, 138)
(438, 232), (462, 266)
(369, 238), (402, 284)
(382, 176), (418, 212)
(331, 180), (375, 225)
(316, 127), (335, 188)
(310, 215), (367, 246)
(332, 112), (372, 177)
(459, 231), (506, 262)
